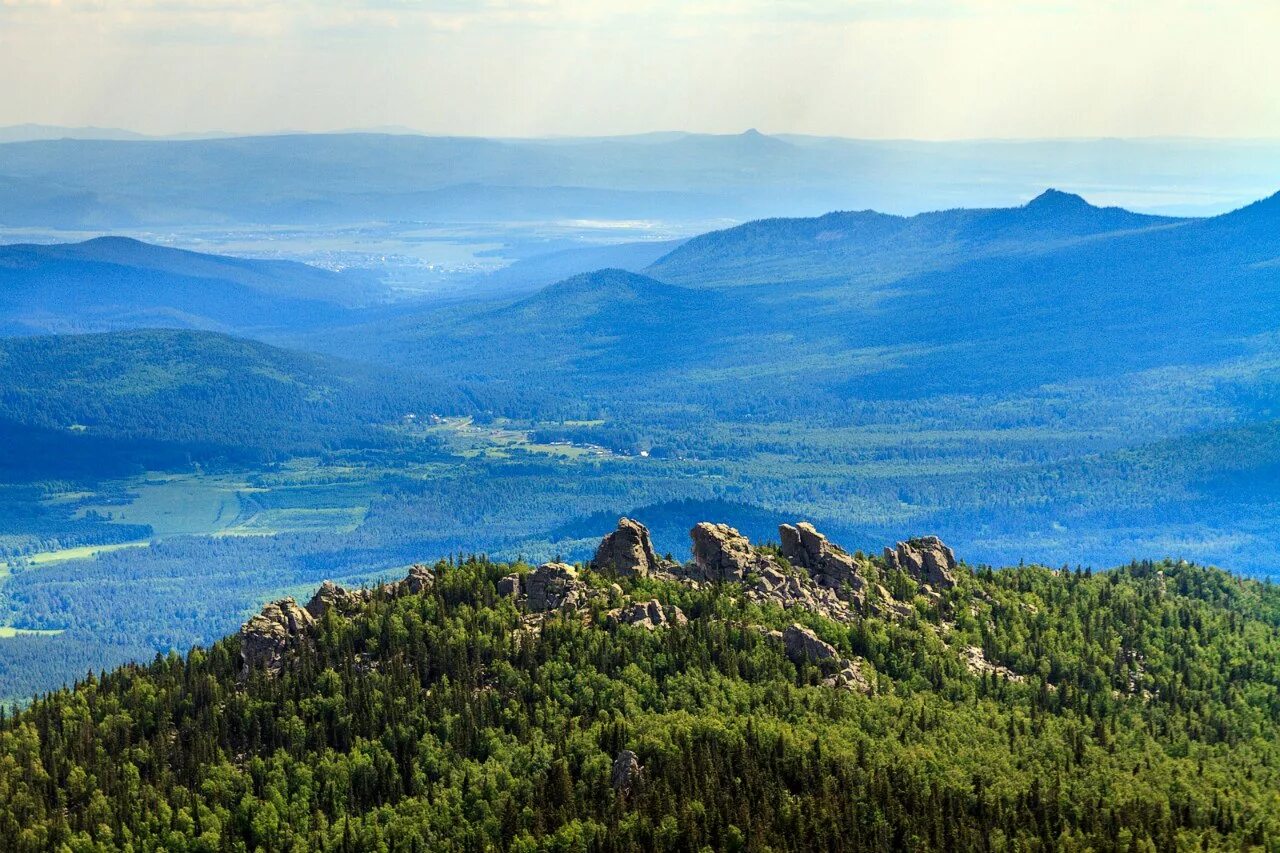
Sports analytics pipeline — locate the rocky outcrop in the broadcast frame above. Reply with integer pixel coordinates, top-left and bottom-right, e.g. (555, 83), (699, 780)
(782, 624), (839, 662)
(395, 564), (435, 596)
(305, 581), (370, 619)
(773, 624), (871, 694)
(611, 750), (643, 795)
(592, 518), (664, 578)
(525, 562), (586, 611)
(746, 567), (857, 622)
(962, 645), (1023, 682)
(304, 565), (435, 620)
(825, 659), (871, 693)
(689, 522), (776, 581)
(883, 536), (959, 589)
(779, 522), (866, 595)
(497, 573), (521, 597)
(239, 598), (314, 678)
(607, 599), (687, 630)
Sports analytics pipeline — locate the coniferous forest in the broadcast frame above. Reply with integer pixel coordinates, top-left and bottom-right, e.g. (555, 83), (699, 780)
(2, 537), (1278, 852)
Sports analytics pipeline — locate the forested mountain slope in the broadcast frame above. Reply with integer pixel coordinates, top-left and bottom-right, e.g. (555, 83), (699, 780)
(646, 189), (1180, 287)
(0, 237), (376, 335)
(0, 330), (460, 478)
(2, 519), (1278, 851)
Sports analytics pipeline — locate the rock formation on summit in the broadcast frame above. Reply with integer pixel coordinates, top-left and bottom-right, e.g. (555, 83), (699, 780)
(883, 536), (959, 589)
(591, 518), (663, 577)
(779, 522), (866, 594)
(305, 580), (370, 619)
(689, 522), (776, 581)
(524, 562), (586, 611)
(239, 598), (314, 678)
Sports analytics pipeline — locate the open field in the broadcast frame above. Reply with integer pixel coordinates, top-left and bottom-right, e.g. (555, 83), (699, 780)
(0, 626), (64, 638)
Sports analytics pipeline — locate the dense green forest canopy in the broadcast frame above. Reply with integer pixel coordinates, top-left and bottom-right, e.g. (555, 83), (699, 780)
(2, 539), (1279, 852)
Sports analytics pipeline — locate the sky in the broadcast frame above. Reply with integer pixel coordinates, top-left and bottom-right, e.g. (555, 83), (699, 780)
(1, 0), (1278, 140)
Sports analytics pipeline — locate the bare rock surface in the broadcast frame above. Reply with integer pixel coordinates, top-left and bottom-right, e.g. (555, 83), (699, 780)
(689, 522), (776, 581)
(525, 562), (586, 611)
(611, 750), (643, 795)
(774, 623), (872, 694)
(592, 518), (665, 577)
(239, 598), (314, 678)
(884, 536), (959, 589)
(608, 599), (687, 630)
(782, 624), (839, 662)
(305, 581), (370, 619)
(779, 522), (867, 595)
(962, 645), (1023, 682)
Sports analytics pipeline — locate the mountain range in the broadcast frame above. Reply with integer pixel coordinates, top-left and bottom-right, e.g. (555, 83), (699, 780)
(2, 132), (1279, 229)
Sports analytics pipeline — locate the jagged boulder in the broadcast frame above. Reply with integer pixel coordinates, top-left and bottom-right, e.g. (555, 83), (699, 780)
(592, 518), (663, 577)
(883, 536), (959, 589)
(525, 562), (585, 611)
(689, 522), (775, 581)
(497, 573), (521, 597)
(824, 659), (871, 693)
(608, 599), (687, 630)
(239, 598), (314, 678)
(304, 581), (370, 619)
(782, 624), (840, 663)
(395, 564), (435, 595)
(611, 750), (643, 795)
(305, 565), (434, 619)
(779, 522), (866, 594)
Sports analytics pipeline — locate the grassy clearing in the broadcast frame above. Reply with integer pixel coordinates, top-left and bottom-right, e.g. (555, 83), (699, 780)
(219, 507), (368, 537)
(21, 540), (150, 567)
(0, 626), (64, 638)
(70, 473), (254, 537)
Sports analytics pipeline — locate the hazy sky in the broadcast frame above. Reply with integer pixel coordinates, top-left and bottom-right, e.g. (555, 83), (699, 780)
(2, 0), (1278, 139)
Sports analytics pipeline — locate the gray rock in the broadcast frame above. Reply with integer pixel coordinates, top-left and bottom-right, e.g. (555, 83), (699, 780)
(779, 522), (866, 595)
(304, 581), (370, 619)
(883, 536), (959, 589)
(611, 749), (643, 795)
(824, 659), (872, 693)
(497, 573), (522, 597)
(608, 599), (688, 630)
(689, 522), (775, 581)
(397, 564), (435, 595)
(239, 598), (314, 678)
(782, 624), (839, 663)
(525, 562), (585, 611)
(592, 517), (662, 578)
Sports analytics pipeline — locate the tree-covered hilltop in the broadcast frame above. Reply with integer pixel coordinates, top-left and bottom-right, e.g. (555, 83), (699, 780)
(2, 521), (1279, 852)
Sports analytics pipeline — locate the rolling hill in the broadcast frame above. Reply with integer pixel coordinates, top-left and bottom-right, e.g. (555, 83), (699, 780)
(0, 329), (462, 478)
(0, 236), (378, 335)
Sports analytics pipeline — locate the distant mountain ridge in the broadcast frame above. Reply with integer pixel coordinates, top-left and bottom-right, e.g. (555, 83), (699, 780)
(646, 189), (1182, 287)
(2, 132), (1277, 226)
(0, 237), (378, 335)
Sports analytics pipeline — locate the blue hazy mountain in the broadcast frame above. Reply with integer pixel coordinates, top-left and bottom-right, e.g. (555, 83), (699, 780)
(646, 189), (1180, 287)
(2, 132), (1278, 228)
(0, 329), (462, 479)
(0, 237), (379, 335)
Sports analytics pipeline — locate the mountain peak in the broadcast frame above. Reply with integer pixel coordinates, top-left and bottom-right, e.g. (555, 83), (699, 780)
(1025, 188), (1093, 212)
